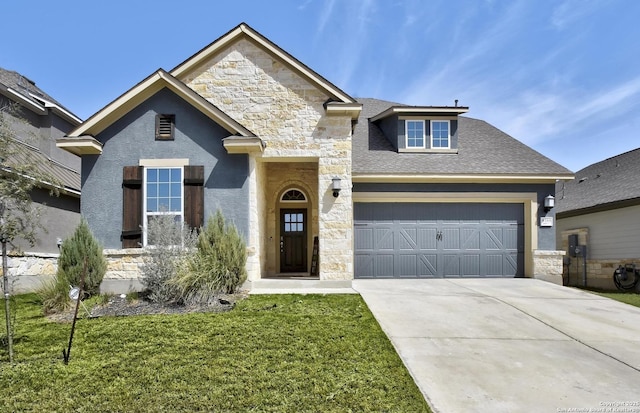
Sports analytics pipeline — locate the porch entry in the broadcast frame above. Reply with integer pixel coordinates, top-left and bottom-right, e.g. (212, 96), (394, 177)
(280, 209), (308, 272)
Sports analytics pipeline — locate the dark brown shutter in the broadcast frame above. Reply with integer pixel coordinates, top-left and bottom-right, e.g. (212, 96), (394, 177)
(184, 165), (204, 230)
(121, 166), (143, 248)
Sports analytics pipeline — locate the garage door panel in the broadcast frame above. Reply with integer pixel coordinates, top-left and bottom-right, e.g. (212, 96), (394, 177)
(418, 227), (438, 249)
(355, 227), (374, 250)
(375, 228), (394, 250)
(462, 254), (480, 275)
(354, 202), (524, 279)
(399, 228), (417, 250)
(462, 228), (480, 250)
(485, 254), (504, 276)
(442, 228), (460, 249)
(419, 254), (438, 276)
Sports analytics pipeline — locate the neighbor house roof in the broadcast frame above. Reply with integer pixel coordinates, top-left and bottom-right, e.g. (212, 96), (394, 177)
(0, 67), (81, 125)
(352, 98), (574, 183)
(0, 67), (81, 194)
(556, 147), (640, 217)
(2, 140), (81, 195)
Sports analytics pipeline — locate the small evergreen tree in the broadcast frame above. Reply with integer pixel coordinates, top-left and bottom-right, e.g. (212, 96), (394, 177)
(57, 219), (107, 296)
(172, 210), (247, 302)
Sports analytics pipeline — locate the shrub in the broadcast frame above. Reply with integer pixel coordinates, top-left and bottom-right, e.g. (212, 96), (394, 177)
(38, 275), (73, 314)
(172, 210), (247, 302)
(56, 219), (107, 296)
(140, 214), (197, 303)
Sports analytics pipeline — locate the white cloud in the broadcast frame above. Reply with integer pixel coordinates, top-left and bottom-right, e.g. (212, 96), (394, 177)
(551, 0), (605, 29)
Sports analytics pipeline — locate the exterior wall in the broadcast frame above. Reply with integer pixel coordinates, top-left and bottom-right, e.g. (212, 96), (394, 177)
(7, 249), (147, 295)
(378, 116), (398, 150)
(181, 38), (353, 281)
(82, 88), (250, 248)
(1, 95), (81, 255)
(20, 188), (80, 254)
(532, 250), (565, 285)
(557, 206), (640, 290)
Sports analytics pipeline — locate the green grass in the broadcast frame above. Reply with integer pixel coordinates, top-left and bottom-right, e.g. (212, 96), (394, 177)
(592, 291), (640, 308)
(0, 294), (430, 412)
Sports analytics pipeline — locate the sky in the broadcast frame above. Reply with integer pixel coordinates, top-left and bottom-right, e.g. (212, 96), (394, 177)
(3, 0), (639, 173)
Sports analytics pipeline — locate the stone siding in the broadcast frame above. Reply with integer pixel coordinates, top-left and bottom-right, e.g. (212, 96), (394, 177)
(532, 250), (565, 285)
(181, 38), (353, 281)
(559, 227), (640, 290)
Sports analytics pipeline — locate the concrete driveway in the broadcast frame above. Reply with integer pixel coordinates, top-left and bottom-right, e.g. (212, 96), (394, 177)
(353, 278), (640, 413)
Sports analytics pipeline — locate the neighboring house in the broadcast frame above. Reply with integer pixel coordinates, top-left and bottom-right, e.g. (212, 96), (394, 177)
(556, 148), (640, 290)
(56, 23), (573, 292)
(0, 68), (82, 253)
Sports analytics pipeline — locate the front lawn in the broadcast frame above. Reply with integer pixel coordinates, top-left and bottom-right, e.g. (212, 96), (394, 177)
(0, 294), (430, 412)
(592, 291), (640, 308)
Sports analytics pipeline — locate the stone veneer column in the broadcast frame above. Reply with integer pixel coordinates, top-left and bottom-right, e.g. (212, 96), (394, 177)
(532, 250), (565, 285)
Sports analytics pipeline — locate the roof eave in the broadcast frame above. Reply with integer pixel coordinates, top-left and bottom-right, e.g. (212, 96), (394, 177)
(352, 173), (575, 184)
(370, 106), (470, 122)
(56, 136), (103, 156)
(324, 102), (362, 120)
(222, 136), (265, 154)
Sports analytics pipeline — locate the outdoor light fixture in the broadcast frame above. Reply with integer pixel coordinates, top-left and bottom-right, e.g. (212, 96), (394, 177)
(544, 195), (555, 212)
(332, 177), (342, 198)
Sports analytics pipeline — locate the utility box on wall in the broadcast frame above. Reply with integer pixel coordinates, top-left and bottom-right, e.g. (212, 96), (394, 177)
(568, 234), (578, 257)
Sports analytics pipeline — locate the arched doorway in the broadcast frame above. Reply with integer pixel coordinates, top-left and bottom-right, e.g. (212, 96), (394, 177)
(279, 189), (309, 273)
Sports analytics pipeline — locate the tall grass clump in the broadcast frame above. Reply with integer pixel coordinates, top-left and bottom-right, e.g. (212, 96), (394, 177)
(141, 214), (197, 303)
(173, 210), (247, 303)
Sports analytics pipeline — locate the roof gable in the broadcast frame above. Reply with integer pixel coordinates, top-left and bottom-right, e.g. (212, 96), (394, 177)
(170, 22), (357, 105)
(65, 69), (255, 139)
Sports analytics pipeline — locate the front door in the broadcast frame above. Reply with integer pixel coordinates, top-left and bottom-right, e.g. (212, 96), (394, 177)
(280, 209), (307, 272)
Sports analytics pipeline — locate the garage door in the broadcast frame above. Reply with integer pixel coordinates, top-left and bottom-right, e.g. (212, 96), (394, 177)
(354, 203), (524, 278)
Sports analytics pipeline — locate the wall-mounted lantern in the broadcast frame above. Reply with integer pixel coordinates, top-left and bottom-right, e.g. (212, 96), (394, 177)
(544, 195), (555, 212)
(332, 177), (342, 198)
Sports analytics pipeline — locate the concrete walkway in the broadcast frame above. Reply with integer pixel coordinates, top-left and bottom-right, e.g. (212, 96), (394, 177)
(353, 278), (640, 413)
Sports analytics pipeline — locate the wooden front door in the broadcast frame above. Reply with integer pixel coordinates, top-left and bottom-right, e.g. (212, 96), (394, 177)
(280, 209), (307, 272)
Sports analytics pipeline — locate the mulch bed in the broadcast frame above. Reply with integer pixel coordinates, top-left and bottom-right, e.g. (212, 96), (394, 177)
(47, 291), (248, 323)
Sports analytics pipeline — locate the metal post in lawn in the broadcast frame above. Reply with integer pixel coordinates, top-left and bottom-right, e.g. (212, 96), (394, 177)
(2, 237), (12, 363)
(63, 256), (87, 364)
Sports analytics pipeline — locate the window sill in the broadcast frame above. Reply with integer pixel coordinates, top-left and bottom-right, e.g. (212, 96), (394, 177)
(399, 148), (458, 154)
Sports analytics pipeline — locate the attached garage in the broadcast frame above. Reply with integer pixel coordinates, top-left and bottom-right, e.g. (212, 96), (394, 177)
(354, 203), (524, 278)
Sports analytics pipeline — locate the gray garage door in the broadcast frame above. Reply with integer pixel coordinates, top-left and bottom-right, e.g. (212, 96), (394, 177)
(354, 203), (524, 278)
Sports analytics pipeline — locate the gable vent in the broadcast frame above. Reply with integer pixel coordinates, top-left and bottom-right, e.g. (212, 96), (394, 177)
(156, 114), (175, 140)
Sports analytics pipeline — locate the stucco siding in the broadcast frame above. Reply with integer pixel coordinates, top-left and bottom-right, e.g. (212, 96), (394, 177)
(556, 204), (640, 260)
(82, 88), (249, 249)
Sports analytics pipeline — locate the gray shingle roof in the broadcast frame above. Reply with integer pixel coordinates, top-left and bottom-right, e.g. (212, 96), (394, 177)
(353, 98), (573, 177)
(0, 67), (66, 109)
(556, 147), (640, 215)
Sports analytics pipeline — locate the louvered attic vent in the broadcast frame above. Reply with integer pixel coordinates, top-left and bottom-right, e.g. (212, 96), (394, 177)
(155, 114), (175, 140)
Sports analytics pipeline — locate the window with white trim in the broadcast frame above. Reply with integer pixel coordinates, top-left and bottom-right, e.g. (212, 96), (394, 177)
(431, 120), (450, 148)
(143, 167), (183, 245)
(406, 120), (425, 148)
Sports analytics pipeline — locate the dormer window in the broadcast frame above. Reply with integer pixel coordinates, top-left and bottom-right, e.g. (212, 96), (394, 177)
(406, 120), (425, 148)
(431, 120), (450, 149)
